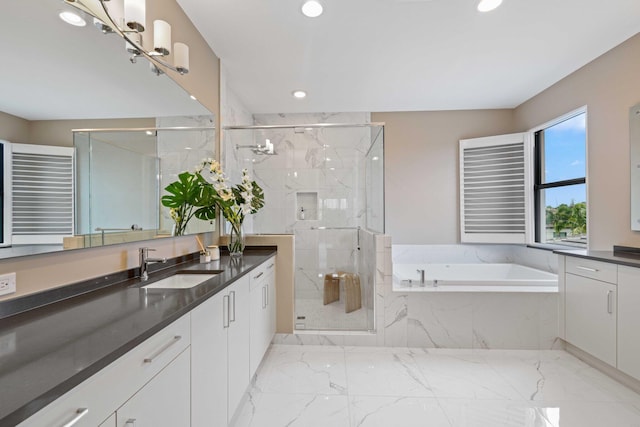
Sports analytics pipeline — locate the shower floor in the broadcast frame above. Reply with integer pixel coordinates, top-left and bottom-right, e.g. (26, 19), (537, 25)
(295, 297), (370, 331)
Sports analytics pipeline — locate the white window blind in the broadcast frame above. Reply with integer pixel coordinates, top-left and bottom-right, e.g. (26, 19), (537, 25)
(11, 143), (74, 244)
(459, 133), (531, 244)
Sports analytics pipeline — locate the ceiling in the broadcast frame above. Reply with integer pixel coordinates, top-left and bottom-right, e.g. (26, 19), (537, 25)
(177, 0), (640, 114)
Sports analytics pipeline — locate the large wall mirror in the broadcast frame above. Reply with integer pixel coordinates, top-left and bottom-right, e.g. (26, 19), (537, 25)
(0, 1), (215, 259)
(631, 103), (640, 230)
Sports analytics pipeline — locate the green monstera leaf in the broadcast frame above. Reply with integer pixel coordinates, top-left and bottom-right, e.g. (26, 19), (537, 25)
(161, 172), (217, 235)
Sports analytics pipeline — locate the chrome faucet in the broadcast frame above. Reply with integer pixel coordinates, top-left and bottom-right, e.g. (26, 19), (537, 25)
(139, 247), (167, 281)
(417, 269), (425, 286)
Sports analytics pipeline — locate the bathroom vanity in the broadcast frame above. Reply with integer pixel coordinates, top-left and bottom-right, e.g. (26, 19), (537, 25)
(0, 249), (277, 427)
(557, 249), (640, 382)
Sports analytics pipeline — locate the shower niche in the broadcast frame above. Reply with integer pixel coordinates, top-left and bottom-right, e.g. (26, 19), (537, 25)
(296, 192), (318, 221)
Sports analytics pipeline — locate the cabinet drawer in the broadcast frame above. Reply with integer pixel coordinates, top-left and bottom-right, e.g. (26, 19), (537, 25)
(249, 256), (276, 291)
(18, 315), (191, 427)
(566, 256), (617, 284)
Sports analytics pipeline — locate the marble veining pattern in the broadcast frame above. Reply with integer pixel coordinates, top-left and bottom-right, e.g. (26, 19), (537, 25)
(231, 345), (640, 427)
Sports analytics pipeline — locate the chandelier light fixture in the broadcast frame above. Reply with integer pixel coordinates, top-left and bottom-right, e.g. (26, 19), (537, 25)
(64, 0), (190, 75)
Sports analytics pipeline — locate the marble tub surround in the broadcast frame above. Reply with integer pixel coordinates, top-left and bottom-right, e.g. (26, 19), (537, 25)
(387, 244), (560, 350)
(231, 345), (640, 427)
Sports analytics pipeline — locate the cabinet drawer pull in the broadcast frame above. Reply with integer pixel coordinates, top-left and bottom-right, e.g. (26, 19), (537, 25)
(254, 271), (264, 280)
(266, 284), (269, 307)
(125, 420), (137, 426)
(607, 290), (614, 314)
(267, 263), (275, 269)
(576, 265), (599, 273)
(223, 295), (230, 328)
(61, 408), (88, 427)
(230, 291), (236, 322)
(143, 336), (182, 363)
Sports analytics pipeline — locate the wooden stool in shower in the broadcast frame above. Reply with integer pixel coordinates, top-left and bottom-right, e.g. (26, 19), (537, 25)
(342, 273), (362, 313)
(323, 274), (340, 305)
(323, 272), (362, 313)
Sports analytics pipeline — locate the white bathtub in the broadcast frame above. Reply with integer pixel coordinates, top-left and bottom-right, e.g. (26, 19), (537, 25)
(393, 263), (558, 293)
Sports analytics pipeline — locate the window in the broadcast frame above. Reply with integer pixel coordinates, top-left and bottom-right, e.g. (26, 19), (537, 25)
(533, 110), (587, 246)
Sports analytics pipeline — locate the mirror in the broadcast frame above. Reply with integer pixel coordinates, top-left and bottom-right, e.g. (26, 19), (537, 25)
(630, 103), (640, 230)
(0, 1), (215, 258)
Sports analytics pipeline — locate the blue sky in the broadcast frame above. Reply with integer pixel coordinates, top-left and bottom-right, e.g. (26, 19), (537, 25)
(542, 113), (586, 207)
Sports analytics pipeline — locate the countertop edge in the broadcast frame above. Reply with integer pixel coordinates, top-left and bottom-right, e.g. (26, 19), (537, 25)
(554, 249), (640, 269)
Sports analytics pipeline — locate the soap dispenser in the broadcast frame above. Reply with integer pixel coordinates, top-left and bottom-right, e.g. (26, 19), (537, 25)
(299, 207), (305, 220)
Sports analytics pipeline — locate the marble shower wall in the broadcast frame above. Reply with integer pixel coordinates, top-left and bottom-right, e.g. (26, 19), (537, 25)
(157, 115), (215, 234)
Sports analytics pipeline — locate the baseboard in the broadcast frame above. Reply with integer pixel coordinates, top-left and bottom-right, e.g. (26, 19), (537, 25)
(564, 341), (640, 395)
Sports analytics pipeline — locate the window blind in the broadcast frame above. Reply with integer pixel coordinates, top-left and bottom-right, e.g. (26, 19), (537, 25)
(459, 133), (530, 244)
(11, 144), (74, 244)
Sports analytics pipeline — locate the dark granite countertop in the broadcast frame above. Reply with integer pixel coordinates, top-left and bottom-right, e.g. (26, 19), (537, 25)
(0, 248), (276, 426)
(554, 249), (640, 269)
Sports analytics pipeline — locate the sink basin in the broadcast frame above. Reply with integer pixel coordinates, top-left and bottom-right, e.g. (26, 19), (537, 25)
(142, 274), (218, 289)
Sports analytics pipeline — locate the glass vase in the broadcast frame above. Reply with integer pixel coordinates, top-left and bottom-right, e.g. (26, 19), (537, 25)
(228, 221), (245, 257)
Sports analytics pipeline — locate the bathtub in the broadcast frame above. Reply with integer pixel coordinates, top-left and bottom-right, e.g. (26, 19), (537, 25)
(393, 263), (558, 293)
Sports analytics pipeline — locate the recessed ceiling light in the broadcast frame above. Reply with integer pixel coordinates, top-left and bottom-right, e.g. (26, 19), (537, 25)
(292, 90), (307, 99)
(190, 94), (197, 100)
(59, 10), (87, 27)
(477, 0), (503, 12)
(301, 0), (323, 18)
(145, 130), (154, 136)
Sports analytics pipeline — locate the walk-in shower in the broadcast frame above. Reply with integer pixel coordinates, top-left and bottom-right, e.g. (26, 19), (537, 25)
(223, 122), (384, 332)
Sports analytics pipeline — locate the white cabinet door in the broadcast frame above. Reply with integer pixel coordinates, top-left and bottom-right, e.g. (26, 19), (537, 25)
(266, 264), (277, 346)
(98, 413), (116, 427)
(116, 348), (191, 426)
(617, 266), (640, 379)
(565, 273), (617, 366)
(249, 279), (267, 377)
(191, 291), (228, 427)
(227, 275), (251, 422)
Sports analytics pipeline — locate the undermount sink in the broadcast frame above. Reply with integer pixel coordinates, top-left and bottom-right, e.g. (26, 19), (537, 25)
(142, 274), (219, 289)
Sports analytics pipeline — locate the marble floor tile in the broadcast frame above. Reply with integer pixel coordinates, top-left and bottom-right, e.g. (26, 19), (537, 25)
(483, 350), (640, 403)
(232, 393), (350, 427)
(438, 398), (640, 427)
(411, 351), (523, 400)
(345, 348), (434, 397)
(232, 345), (640, 427)
(349, 396), (452, 427)
(255, 346), (347, 395)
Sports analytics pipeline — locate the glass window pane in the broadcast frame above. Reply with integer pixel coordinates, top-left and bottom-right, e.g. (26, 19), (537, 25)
(540, 184), (586, 246)
(542, 113), (586, 183)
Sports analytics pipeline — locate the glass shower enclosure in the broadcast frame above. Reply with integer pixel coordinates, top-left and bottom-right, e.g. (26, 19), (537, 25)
(223, 123), (384, 332)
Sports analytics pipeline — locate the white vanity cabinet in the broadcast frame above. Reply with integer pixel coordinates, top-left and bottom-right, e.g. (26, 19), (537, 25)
(249, 256), (277, 377)
(617, 266), (640, 379)
(565, 257), (617, 366)
(191, 273), (251, 427)
(116, 348), (191, 426)
(18, 314), (191, 427)
(98, 413), (116, 426)
(191, 290), (228, 427)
